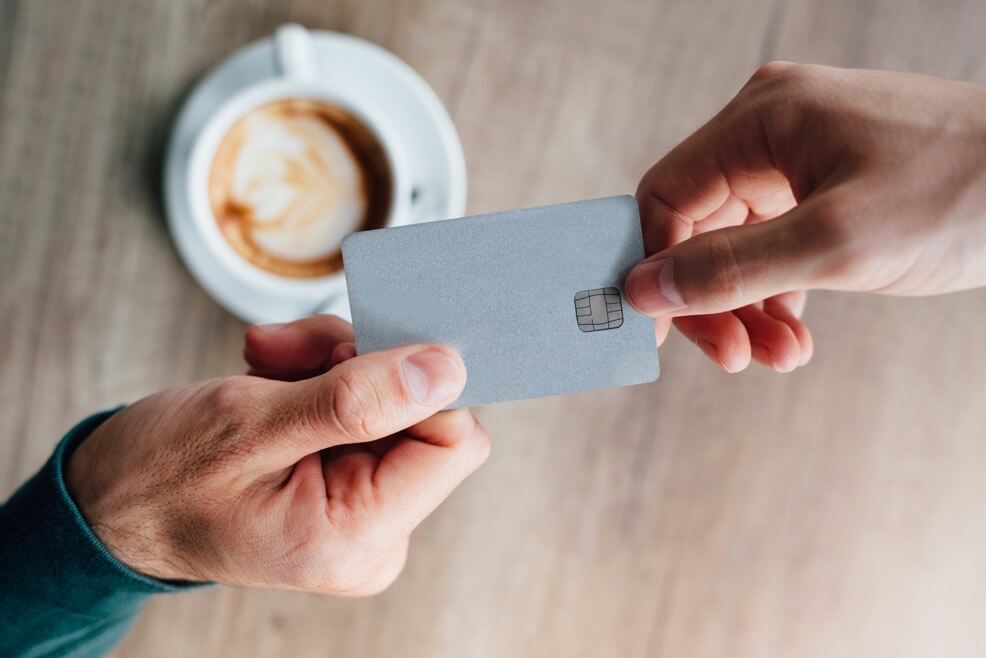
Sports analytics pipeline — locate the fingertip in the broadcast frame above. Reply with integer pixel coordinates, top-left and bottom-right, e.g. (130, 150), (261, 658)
(474, 424), (492, 464)
(751, 342), (772, 368)
(761, 343), (799, 373)
(733, 304), (803, 373)
(431, 343), (466, 371)
(418, 344), (468, 383)
(695, 338), (750, 373)
(402, 346), (467, 407)
(411, 409), (491, 468)
(464, 413), (492, 465)
(243, 329), (273, 370)
(625, 256), (687, 318)
(244, 321), (293, 363)
(695, 338), (724, 368)
(720, 346), (752, 374)
(798, 331), (815, 366)
(676, 313), (751, 373)
(789, 321), (814, 366)
(329, 342), (358, 368)
(761, 296), (814, 367)
(252, 322), (287, 334)
(244, 322), (281, 352)
(654, 317), (672, 347)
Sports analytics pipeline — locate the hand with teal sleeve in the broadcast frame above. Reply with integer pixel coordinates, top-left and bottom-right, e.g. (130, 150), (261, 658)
(1, 315), (489, 657)
(0, 410), (205, 658)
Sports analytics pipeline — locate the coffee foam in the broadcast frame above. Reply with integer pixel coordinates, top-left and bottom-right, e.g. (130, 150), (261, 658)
(209, 99), (391, 278)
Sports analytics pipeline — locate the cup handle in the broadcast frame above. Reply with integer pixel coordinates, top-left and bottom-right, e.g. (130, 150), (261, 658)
(274, 24), (318, 82)
(410, 184), (439, 223)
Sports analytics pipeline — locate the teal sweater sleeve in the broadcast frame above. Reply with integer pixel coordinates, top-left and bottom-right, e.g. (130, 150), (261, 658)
(0, 411), (206, 658)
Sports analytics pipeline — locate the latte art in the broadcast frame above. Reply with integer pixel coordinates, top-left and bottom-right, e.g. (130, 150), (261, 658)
(209, 99), (392, 278)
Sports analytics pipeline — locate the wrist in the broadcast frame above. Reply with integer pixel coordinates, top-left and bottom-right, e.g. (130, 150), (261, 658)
(65, 414), (205, 583)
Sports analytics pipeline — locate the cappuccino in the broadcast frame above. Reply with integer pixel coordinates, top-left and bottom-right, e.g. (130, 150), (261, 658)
(208, 99), (392, 278)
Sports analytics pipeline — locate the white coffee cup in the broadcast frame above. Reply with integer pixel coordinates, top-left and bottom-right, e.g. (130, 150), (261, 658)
(186, 24), (413, 319)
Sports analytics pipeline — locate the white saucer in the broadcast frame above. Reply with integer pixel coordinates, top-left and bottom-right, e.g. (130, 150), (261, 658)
(164, 31), (467, 324)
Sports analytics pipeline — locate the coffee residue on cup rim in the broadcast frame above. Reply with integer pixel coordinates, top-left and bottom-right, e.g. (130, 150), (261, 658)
(208, 98), (393, 279)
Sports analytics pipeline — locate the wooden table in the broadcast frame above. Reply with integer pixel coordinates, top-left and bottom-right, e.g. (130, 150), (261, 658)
(3, 1), (986, 656)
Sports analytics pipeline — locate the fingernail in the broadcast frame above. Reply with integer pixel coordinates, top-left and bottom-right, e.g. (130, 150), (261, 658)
(403, 349), (465, 405)
(336, 343), (357, 362)
(255, 322), (286, 334)
(695, 339), (729, 371)
(697, 338), (746, 374)
(757, 343), (797, 373)
(751, 342), (773, 368)
(625, 257), (686, 316)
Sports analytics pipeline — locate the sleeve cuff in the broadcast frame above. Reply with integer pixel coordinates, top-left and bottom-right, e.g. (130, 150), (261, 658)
(0, 410), (212, 657)
(0, 410), (208, 621)
(52, 409), (210, 593)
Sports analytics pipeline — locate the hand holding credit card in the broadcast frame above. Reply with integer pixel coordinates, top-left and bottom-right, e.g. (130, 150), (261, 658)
(342, 195), (659, 407)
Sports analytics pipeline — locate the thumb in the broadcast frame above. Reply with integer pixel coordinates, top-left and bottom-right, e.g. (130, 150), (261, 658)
(625, 199), (836, 317)
(269, 344), (467, 463)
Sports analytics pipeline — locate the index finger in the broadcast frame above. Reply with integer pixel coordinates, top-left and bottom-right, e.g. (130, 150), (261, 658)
(636, 126), (732, 254)
(636, 71), (790, 254)
(244, 315), (355, 380)
(370, 409), (491, 535)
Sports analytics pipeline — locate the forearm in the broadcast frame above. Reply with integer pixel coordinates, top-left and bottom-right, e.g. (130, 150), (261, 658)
(0, 410), (204, 658)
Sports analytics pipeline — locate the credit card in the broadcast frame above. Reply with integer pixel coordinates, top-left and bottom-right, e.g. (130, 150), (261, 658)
(342, 195), (659, 407)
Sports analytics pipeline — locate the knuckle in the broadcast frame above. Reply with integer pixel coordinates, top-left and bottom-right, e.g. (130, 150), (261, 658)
(744, 61), (817, 122)
(751, 60), (797, 83)
(325, 370), (382, 440)
(693, 232), (746, 305)
(324, 484), (381, 538)
(189, 377), (261, 467)
(202, 376), (252, 416)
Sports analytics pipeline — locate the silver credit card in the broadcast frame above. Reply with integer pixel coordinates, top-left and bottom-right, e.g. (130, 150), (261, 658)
(342, 195), (659, 407)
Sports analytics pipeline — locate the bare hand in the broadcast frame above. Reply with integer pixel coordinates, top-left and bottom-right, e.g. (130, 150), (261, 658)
(66, 316), (490, 594)
(626, 63), (986, 372)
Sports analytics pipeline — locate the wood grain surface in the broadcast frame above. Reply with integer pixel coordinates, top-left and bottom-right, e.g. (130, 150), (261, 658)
(3, 1), (986, 657)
